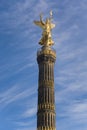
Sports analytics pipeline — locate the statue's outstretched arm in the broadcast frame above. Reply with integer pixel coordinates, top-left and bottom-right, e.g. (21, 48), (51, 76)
(34, 20), (45, 29)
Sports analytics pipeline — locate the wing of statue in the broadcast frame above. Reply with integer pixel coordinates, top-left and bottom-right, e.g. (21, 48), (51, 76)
(34, 20), (45, 29)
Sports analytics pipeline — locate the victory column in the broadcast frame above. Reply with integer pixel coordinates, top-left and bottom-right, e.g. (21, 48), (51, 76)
(34, 11), (56, 130)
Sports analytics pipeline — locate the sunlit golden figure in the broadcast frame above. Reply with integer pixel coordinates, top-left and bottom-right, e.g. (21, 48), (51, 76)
(34, 11), (55, 46)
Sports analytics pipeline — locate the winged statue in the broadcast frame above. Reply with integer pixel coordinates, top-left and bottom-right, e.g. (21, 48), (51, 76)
(34, 11), (55, 46)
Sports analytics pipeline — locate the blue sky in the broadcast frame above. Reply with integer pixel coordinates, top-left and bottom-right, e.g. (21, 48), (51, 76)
(0, 0), (87, 130)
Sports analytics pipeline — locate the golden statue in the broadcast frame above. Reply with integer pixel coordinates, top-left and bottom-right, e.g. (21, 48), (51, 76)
(34, 11), (55, 46)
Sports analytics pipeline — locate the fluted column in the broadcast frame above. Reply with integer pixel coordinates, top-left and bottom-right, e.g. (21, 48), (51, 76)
(37, 46), (56, 130)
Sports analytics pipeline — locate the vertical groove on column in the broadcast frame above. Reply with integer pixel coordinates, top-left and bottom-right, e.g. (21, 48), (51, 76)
(43, 88), (44, 103)
(51, 114), (52, 127)
(49, 63), (51, 80)
(47, 64), (48, 81)
(51, 114), (53, 127)
(48, 88), (49, 103)
(47, 113), (48, 127)
(43, 64), (44, 80)
(43, 114), (45, 126)
(39, 64), (40, 81)
(47, 88), (48, 103)
(51, 63), (52, 81)
(50, 113), (51, 127)
(49, 64), (50, 80)
(45, 63), (47, 80)
(45, 113), (46, 126)
(48, 64), (49, 80)
(52, 64), (54, 81)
